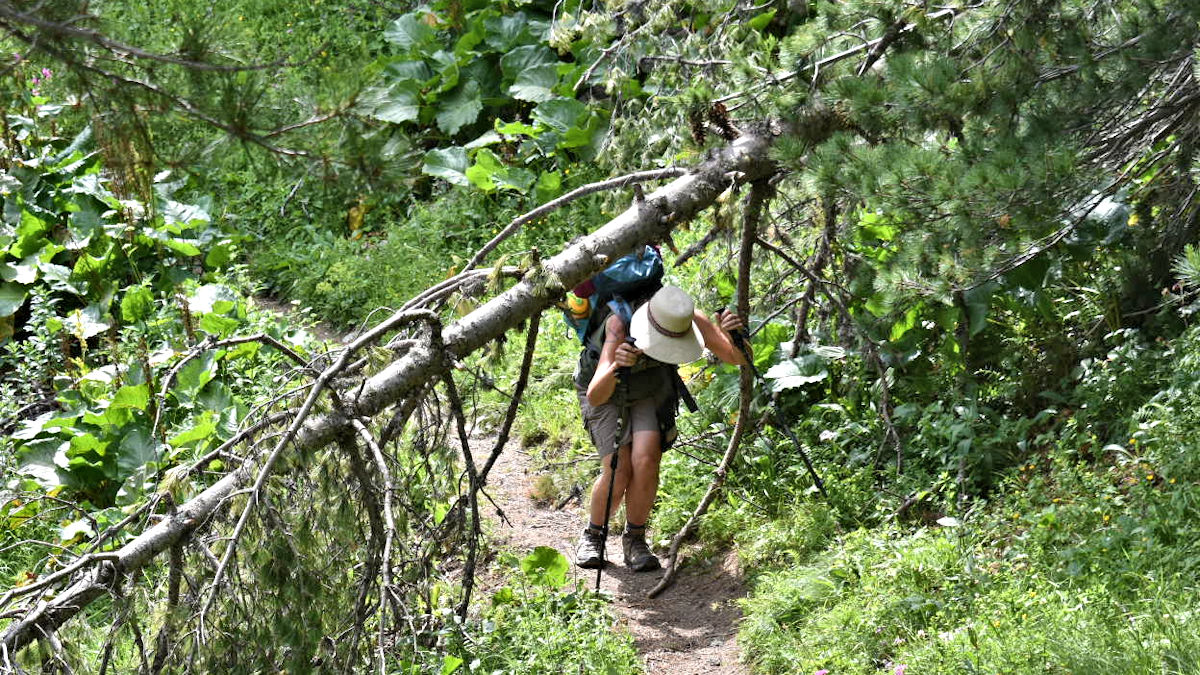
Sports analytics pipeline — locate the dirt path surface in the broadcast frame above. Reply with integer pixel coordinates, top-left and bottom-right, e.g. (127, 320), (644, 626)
(481, 437), (749, 675)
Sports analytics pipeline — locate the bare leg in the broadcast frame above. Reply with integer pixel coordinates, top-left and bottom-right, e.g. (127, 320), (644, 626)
(589, 444), (632, 525)
(623, 429), (662, 526)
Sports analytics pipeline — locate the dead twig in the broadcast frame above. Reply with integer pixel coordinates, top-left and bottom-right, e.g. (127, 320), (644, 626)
(461, 168), (687, 273)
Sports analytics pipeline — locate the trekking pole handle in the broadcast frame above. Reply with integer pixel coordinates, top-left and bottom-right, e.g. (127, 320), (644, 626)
(713, 308), (747, 348)
(715, 307), (755, 369)
(617, 336), (636, 379)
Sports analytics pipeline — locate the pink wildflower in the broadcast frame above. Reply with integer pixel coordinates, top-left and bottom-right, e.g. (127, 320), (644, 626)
(41, 67), (52, 78)
(30, 76), (38, 86)
(895, 665), (907, 675)
(815, 671), (829, 675)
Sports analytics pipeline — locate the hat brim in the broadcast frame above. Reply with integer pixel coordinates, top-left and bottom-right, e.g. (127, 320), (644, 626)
(629, 304), (704, 364)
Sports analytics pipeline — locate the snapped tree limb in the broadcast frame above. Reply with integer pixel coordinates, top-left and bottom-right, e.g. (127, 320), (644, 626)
(0, 132), (777, 655)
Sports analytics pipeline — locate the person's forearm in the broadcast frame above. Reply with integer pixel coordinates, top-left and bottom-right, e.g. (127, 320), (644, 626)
(715, 336), (748, 366)
(586, 362), (620, 406)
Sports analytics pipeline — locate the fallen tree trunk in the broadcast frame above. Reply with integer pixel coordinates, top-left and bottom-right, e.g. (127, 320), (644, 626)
(0, 132), (776, 655)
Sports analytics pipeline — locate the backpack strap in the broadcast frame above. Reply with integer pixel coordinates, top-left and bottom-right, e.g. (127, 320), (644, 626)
(607, 297), (633, 331)
(673, 370), (699, 413)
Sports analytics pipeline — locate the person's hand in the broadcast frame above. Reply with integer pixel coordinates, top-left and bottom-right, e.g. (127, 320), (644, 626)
(716, 309), (745, 335)
(614, 341), (642, 368)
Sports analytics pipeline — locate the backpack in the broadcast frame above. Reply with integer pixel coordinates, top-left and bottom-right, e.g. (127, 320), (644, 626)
(564, 245), (664, 343)
(565, 246), (664, 387)
(565, 246), (698, 413)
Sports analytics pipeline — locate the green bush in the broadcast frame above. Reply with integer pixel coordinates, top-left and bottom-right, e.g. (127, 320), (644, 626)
(407, 547), (641, 675)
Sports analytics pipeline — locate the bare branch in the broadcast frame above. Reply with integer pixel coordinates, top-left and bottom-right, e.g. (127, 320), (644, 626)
(461, 167), (688, 273)
(196, 310), (443, 634)
(650, 180), (769, 598)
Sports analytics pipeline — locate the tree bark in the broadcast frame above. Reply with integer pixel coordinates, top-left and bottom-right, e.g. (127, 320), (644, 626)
(0, 133), (776, 655)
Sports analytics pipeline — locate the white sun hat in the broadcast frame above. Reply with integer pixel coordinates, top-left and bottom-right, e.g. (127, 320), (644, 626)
(629, 285), (705, 364)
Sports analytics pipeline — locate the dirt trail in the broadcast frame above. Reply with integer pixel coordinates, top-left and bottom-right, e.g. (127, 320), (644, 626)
(481, 437), (749, 675)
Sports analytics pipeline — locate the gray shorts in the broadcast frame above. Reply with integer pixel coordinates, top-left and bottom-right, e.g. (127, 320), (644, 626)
(576, 380), (677, 458)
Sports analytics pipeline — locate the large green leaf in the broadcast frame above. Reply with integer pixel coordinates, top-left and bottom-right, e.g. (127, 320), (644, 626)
(384, 13), (436, 51)
(509, 64), (559, 103)
(494, 119), (542, 137)
(163, 238), (202, 257)
(428, 50), (461, 95)
(421, 147), (470, 186)
(190, 284), (239, 315)
(483, 13), (532, 51)
(205, 241), (234, 268)
(499, 45), (557, 85)
(11, 208), (47, 258)
(436, 81), (483, 135)
(161, 198), (210, 227)
(170, 412), (217, 448)
(60, 518), (94, 543)
(16, 438), (66, 488)
(532, 99), (589, 133)
(365, 80), (423, 124)
(67, 433), (110, 464)
(519, 546), (568, 588)
(889, 305), (921, 342)
(534, 170), (562, 201)
(120, 285), (154, 322)
(963, 282), (998, 337)
(560, 114), (609, 153)
(198, 380), (236, 415)
(385, 60), (433, 83)
(465, 149), (535, 193)
(1004, 255), (1052, 290)
(117, 426), (161, 479)
(174, 350), (217, 402)
(111, 384), (150, 411)
(0, 282), (27, 316)
(765, 355), (829, 392)
(199, 313), (241, 337)
(1, 256), (38, 284)
(65, 202), (102, 252)
(453, 11), (489, 56)
(440, 656), (463, 675)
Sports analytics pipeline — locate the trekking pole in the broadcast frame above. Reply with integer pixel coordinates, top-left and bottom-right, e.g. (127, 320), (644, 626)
(717, 310), (829, 502)
(597, 336), (635, 592)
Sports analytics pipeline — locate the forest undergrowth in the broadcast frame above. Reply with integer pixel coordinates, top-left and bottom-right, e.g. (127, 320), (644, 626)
(5, 0), (1200, 673)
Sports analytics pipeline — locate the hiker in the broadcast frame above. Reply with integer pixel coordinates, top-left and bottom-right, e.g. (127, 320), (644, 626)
(575, 284), (748, 571)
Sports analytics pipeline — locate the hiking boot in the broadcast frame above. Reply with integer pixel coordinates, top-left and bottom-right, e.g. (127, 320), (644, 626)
(576, 526), (607, 569)
(622, 527), (661, 572)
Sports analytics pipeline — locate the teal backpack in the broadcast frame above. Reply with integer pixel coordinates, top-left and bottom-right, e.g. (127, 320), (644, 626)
(567, 246), (698, 413)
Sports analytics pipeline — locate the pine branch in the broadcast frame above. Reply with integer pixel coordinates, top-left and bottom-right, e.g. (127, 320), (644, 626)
(718, 7), (961, 109)
(0, 20), (318, 158)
